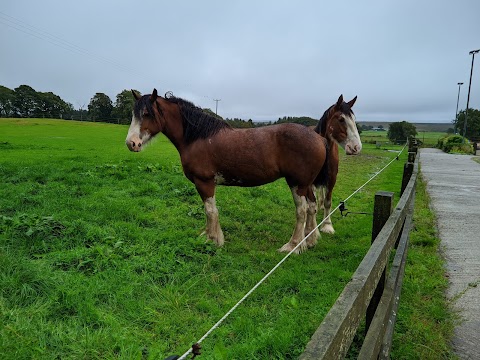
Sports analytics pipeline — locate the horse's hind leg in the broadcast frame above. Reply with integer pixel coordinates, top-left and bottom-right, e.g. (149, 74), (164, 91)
(279, 186), (308, 254)
(319, 185), (335, 234)
(317, 186), (325, 211)
(305, 185), (320, 248)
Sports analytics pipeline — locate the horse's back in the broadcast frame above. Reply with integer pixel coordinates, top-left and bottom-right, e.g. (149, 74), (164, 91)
(235, 123), (327, 186)
(182, 123), (327, 187)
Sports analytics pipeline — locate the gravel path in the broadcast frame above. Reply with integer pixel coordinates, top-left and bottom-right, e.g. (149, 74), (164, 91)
(419, 148), (480, 359)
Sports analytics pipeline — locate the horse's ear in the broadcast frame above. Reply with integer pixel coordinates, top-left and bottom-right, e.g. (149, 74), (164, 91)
(150, 88), (158, 103)
(336, 94), (344, 108)
(131, 90), (140, 100)
(347, 96), (357, 108)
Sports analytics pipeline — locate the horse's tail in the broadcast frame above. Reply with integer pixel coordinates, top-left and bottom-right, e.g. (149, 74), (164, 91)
(314, 136), (329, 188)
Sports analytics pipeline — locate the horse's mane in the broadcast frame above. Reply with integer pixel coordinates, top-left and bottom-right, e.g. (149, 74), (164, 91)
(314, 107), (331, 136)
(165, 94), (232, 145)
(314, 101), (354, 136)
(134, 94), (160, 119)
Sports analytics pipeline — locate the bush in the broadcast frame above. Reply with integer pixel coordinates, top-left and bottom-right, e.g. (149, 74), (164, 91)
(437, 135), (473, 154)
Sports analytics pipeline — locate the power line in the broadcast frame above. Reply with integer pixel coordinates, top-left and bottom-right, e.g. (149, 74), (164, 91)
(0, 11), (222, 110)
(0, 11), (153, 82)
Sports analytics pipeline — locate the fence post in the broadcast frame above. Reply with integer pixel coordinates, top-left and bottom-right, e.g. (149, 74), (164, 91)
(366, 191), (394, 333)
(408, 136), (418, 153)
(408, 152), (416, 163)
(401, 162), (414, 196)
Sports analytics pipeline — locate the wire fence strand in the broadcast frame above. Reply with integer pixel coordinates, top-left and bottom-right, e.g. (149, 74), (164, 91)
(176, 143), (408, 360)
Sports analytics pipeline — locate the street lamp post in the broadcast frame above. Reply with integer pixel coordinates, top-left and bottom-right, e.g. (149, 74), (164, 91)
(463, 49), (480, 141)
(455, 82), (463, 133)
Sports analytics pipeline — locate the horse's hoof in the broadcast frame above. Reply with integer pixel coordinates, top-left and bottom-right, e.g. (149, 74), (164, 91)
(278, 242), (306, 254)
(201, 230), (225, 246)
(320, 224), (335, 234)
(305, 229), (320, 242)
(306, 238), (318, 248)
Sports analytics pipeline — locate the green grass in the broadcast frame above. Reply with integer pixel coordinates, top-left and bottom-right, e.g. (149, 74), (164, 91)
(391, 174), (456, 359)
(0, 118), (453, 359)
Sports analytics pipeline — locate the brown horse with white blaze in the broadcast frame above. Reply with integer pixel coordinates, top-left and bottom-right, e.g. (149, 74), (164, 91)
(313, 94), (360, 234)
(126, 89), (361, 253)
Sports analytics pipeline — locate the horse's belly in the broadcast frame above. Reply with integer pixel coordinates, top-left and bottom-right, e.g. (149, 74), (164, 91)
(214, 166), (279, 187)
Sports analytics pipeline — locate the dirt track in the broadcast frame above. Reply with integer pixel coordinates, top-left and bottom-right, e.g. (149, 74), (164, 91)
(419, 148), (480, 359)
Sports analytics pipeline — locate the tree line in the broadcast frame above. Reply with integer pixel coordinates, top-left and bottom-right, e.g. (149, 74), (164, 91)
(3, 84), (477, 139)
(0, 85), (139, 125)
(0, 84), (322, 128)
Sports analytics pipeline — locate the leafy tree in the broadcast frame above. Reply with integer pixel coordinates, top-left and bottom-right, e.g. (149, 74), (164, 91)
(37, 92), (73, 118)
(112, 89), (139, 124)
(225, 117), (255, 128)
(0, 85), (15, 117)
(88, 93), (113, 121)
(203, 108), (223, 120)
(454, 108), (480, 139)
(275, 116), (318, 126)
(13, 85), (39, 117)
(387, 121), (417, 143)
(356, 122), (362, 134)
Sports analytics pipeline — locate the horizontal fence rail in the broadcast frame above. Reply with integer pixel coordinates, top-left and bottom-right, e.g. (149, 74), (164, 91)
(300, 139), (419, 360)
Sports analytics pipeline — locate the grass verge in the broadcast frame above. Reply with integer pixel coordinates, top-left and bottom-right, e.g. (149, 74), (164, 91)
(390, 172), (456, 359)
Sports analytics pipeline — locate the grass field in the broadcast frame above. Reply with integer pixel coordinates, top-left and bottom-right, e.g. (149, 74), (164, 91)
(361, 130), (447, 148)
(0, 119), (454, 359)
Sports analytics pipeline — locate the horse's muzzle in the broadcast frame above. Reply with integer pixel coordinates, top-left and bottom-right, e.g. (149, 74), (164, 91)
(126, 138), (143, 152)
(346, 143), (362, 155)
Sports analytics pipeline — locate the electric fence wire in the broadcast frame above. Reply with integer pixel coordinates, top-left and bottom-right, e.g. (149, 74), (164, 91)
(175, 142), (408, 360)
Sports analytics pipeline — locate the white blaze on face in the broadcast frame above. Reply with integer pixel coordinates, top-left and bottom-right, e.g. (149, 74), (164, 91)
(125, 113), (150, 152)
(341, 113), (362, 155)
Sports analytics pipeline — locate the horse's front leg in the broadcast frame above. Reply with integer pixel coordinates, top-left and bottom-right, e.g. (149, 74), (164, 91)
(279, 186), (308, 254)
(319, 185), (335, 234)
(195, 180), (224, 246)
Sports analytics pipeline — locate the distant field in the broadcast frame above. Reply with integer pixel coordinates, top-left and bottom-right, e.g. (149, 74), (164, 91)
(0, 118), (453, 359)
(358, 121), (453, 133)
(361, 130), (448, 147)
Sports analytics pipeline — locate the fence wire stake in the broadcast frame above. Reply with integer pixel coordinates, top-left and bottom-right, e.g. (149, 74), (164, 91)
(191, 343), (201, 359)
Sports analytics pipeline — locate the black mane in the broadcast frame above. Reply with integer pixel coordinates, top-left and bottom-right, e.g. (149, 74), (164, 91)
(314, 102), (354, 136)
(165, 95), (232, 144)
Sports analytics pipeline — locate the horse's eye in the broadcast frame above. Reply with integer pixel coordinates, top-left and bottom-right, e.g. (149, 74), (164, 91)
(339, 117), (346, 123)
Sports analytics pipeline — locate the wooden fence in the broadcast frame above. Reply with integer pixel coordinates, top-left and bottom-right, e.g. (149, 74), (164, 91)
(299, 139), (419, 360)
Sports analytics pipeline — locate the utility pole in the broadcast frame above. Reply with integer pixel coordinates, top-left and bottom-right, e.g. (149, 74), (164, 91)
(455, 82), (463, 133)
(463, 49), (480, 142)
(213, 99), (221, 115)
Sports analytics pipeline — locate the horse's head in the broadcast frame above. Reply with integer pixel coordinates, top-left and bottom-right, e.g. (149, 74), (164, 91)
(126, 89), (163, 152)
(317, 95), (362, 155)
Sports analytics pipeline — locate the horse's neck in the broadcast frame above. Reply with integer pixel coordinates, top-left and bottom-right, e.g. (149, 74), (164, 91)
(157, 99), (186, 153)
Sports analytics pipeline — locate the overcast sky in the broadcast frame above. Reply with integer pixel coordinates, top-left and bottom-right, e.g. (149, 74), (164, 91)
(1, 1), (479, 123)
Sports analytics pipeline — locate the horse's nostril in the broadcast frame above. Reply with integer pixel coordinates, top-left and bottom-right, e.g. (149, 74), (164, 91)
(138, 143), (142, 148)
